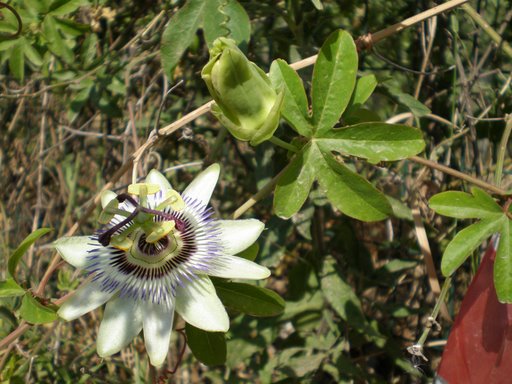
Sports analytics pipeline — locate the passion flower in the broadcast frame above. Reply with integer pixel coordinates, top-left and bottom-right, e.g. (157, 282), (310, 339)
(54, 164), (269, 366)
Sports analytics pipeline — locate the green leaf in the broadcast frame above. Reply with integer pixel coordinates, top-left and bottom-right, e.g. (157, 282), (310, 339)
(185, 323), (226, 366)
(321, 257), (382, 340)
(310, 0), (324, 10)
(0, 279), (26, 298)
(19, 294), (58, 324)
(315, 122), (425, 163)
(274, 144), (318, 219)
(203, 0), (250, 48)
(43, 15), (73, 63)
(269, 59), (313, 137)
(236, 242), (259, 261)
(214, 281), (285, 317)
(395, 92), (431, 117)
(316, 148), (392, 221)
(430, 188), (503, 219)
(495, 220), (512, 302)
(161, 0), (206, 77)
(345, 74), (377, 114)
(312, 30), (357, 134)
(22, 39), (43, 67)
(9, 43), (24, 81)
(49, 0), (87, 16)
(8, 228), (53, 281)
(441, 217), (505, 276)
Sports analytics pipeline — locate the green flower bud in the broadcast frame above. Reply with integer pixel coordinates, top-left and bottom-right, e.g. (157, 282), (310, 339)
(202, 38), (284, 145)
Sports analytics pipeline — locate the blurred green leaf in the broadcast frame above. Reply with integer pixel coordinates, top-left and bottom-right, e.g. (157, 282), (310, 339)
(495, 220), (512, 302)
(236, 242), (259, 261)
(430, 188), (503, 219)
(441, 217), (505, 276)
(274, 144), (318, 219)
(49, 0), (88, 16)
(321, 257), (382, 340)
(312, 30), (357, 134)
(269, 59), (313, 137)
(19, 294), (58, 324)
(0, 279), (25, 298)
(9, 42), (24, 81)
(315, 122), (425, 163)
(161, 0), (206, 77)
(386, 196), (413, 220)
(310, 0), (324, 10)
(43, 15), (73, 63)
(394, 92), (431, 117)
(215, 281), (285, 317)
(203, 0), (250, 48)
(8, 228), (53, 281)
(22, 39), (43, 66)
(185, 323), (226, 366)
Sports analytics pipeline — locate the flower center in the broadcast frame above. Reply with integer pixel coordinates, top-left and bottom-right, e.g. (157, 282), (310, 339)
(127, 228), (184, 266)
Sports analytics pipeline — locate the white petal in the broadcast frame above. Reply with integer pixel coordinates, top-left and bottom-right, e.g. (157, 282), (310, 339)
(143, 302), (174, 366)
(182, 164), (220, 207)
(58, 280), (115, 320)
(97, 296), (143, 357)
(208, 255), (270, 280)
(217, 219), (264, 255)
(175, 275), (228, 332)
(145, 169), (172, 193)
(101, 190), (117, 209)
(53, 236), (97, 268)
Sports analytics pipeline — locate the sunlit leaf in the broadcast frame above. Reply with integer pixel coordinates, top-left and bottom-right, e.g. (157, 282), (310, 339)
(8, 228), (53, 281)
(430, 188), (503, 219)
(495, 220), (512, 302)
(0, 279), (25, 298)
(19, 294), (58, 324)
(315, 122), (425, 163)
(312, 30), (357, 134)
(269, 59), (313, 137)
(203, 0), (250, 48)
(441, 217), (505, 276)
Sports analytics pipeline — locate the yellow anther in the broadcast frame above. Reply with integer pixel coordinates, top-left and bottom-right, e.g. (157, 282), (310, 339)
(110, 235), (133, 251)
(146, 221), (176, 243)
(156, 190), (185, 211)
(127, 183), (160, 195)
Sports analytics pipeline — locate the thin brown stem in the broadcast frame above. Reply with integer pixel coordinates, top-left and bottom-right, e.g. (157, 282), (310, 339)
(409, 155), (509, 196)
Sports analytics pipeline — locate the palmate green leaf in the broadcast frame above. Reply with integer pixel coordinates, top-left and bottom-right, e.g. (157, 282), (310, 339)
(269, 59), (313, 137)
(321, 257), (382, 340)
(43, 15), (73, 63)
(429, 188), (503, 219)
(315, 122), (425, 163)
(214, 280), (285, 317)
(9, 43), (24, 81)
(161, 0), (206, 77)
(274, 143), (318, 219)
(441, 217), (505, 276)
(22, 38), (43, 67)
(203, 0), (250, 49)
(312, 30), (357, 135)
(185, 323), (226, 366)
(19, 294), (58, 324)
(8, 228), (53, 281)
(0, 279), (26, 298)
(316, 148), (392, 221)
(495, 220), (512, 302)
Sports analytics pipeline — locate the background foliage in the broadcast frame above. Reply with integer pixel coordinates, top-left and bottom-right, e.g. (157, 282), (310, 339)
(0, 0), (511, 382)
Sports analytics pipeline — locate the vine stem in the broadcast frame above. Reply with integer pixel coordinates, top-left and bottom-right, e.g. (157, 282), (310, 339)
(409, 156), (509, 196)
(269, 137), (298, 153)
